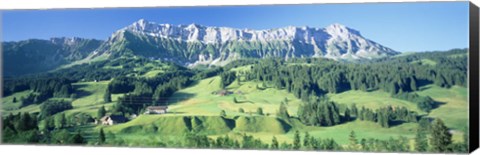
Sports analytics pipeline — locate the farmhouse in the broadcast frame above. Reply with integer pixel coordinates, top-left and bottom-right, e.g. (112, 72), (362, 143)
(99, 115), (128, 125)
(144, 106), (168, 114)
(216, 89), (232, 96)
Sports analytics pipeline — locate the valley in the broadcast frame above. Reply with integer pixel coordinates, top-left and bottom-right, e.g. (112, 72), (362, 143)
(1, 20), (469, 153)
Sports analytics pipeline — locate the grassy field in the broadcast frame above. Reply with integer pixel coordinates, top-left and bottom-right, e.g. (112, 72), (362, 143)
(91, 75), (467, 146)
(328, 90), (424, 114)
(166, 76), (303, 117)
(62, 81), (120, 117)
(2, 69), (469, 146)
(2, 90), (32, 111)
(410, 58), (437, 66)
(417, 84), (468, 142)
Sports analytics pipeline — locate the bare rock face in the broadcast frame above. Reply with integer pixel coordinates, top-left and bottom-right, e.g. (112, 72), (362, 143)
(94, 19), (400, 66)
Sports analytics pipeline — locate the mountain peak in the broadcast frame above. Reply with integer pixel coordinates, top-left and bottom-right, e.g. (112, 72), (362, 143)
(129, 19), (154, 31)
(135, 19), (149, 25)
(106, 19), (398, 62)
(325, 23), (361, 36)
(50, 37), (83, 45)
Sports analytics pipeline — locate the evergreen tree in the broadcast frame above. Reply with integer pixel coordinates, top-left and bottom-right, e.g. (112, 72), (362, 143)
(344, 107), (351, 122)
(349, 130), (358, 150)
(256, 107), (264, 115)
(44, 116), (55, 131)
(410, 77), (418, 91)
(97, 106), (107, 118)
(59, 113), (67, 128)
(351, 104), (358, 117)
(99, 128), (106, 144)
(220, 110), (226, 117)
(16, 112), (33, 131)
(303, 132), (311, 149)
(293, 130), (301, 150)
(271, 136), (279, 149)
(70, 131), (85, 144)
(70, 93), (78, 100)
(360, 138), (367, 150)
(430, 119), (452, 152)
(104, 88), (112, 103)
(13, 97), (17, 103)
(278, 102), (290, 119)
(414, 128), (428, 152)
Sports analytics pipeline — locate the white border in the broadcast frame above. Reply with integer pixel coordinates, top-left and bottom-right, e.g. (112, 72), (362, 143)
(0, 0), (479, 155)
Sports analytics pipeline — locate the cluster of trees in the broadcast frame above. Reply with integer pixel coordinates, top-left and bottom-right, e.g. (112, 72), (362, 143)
(297, 98), (418, 128)
(182, 131), (341, 151)
(2, 112), (85, 144)
(4, 78), (74, 107)
(391, 92), (436, 112)
(113, 76), (192, 115)
(357, 106), (418, 128)
(39, 100), (73, 119)
(413, 118), (468, 153)
(219, 71), (237, 88)
(192, 67), (224, 80)
(107, 70), (194, 115)
(297, 97), (341, 126)
(2, 112), (466, 153)
(240, 49), (466, 113)
(26, 57), (185, 82)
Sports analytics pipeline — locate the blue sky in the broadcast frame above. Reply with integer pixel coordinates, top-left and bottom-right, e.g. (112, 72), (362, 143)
(1, 2), (469, 52)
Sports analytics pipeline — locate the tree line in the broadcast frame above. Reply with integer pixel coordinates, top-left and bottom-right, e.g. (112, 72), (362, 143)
(240, 49), (466, 113)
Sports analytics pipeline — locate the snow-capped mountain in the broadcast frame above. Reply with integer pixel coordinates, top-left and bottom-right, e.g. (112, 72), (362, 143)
(94, 19), (400, 66)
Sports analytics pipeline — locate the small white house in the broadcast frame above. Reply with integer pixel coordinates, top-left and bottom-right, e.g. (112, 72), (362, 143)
(144, 106), (168, 114)
(99, 115), (128, 125)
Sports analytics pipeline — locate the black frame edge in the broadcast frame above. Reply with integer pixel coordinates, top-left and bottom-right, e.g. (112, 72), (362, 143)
(469, 1), (479, 153)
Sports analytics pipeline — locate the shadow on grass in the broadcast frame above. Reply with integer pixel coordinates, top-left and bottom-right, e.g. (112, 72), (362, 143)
(431, 100), (447, 110)
(417, 79), (434, 90)
(389, 120), (407, 127)
(223, 117), (236, 130)
(158, 92), (196, 106)
(166, 112), (186, 114)
(75, 89), (92, 99)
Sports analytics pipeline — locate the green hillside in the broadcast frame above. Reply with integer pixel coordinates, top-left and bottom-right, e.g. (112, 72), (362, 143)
(2, 49), (469, 153)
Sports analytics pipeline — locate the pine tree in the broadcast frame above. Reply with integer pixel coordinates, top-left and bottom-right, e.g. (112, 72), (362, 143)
(13, 97), (17, 103)
(410, 77), (418, 91)
(59, 113), (67, 128)
(44, 116), (55, 131)
(271, 136), (279, 149)
(351, 104), (358, 117)
(278, 102), (289, 119)
(104, 88), (112, 103)
(70, 131), (85, 144)
(414, 129), (428, 152)
(349, 130), (358, 150)
(303, 132), (311, 149)
(293, 130), (301, 150)
(220, 110), (226, 117)
(344, 107), (351, 122)
(430, 119), (452, 152)
(97, 106), (107, 118)
(99, 128), (106, 144)
(256, 107), (264, 115)
(360, 138), (367, 150)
